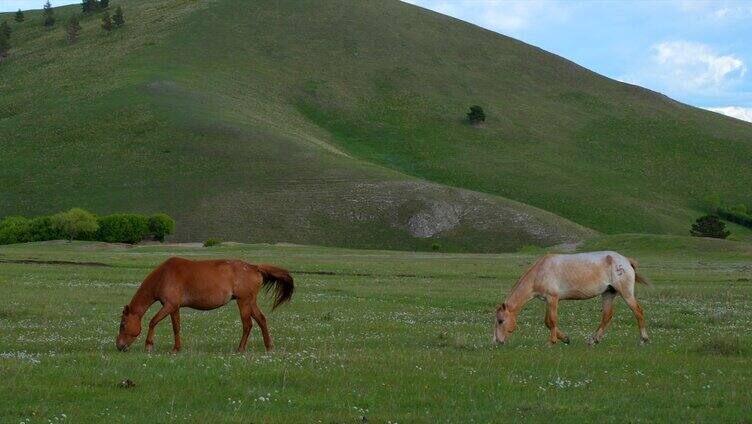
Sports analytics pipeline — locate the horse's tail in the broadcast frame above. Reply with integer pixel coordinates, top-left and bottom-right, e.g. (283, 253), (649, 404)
(256, 264), (295, 310)
(628, 257), (652, 287)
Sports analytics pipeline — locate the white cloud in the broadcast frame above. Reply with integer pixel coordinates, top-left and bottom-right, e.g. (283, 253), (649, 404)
(710, 4), (752, 19)
(704, 106), (752, 123)
(712, 7), (732, 18)
(649, 41), (746, 91)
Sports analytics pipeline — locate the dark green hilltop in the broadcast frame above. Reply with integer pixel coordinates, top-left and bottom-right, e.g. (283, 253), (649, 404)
(1, 0), (751, 251)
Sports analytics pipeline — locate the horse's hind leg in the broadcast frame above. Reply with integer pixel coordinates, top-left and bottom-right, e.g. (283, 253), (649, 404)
(236, 299), (254, 353)
(251, 302), (274, 352)
(145, 303), (177, 353)
(170, 310), (181, 353)
(622, 289), (649, 344)
(590, 290), (616, 345)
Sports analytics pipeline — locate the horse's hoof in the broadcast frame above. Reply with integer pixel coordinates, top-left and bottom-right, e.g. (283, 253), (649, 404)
(640, 337), (649, 345)
(145, 344), (154, 353)
(588, 336), (600, 346)
(170, 349), (180, 355)
(235, 348), (247, 353)
(547, 341), (557, 347)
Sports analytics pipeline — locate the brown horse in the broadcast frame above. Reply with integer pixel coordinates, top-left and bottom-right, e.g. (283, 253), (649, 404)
(116, 257), (294, 353)
(494, 251), (650, 346)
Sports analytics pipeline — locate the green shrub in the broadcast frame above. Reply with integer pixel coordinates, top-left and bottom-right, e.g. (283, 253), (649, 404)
(690, 215), (730, 239)
(0, 216), (31, 244)
(1, 210), (176, 245)
(148, 213), (175, 242)
(97, 214), (149, 244)
(466, 105), (485, 124)
(204, 238), (222, 247)
(112, 5), (124, 27)
(28, 215), (64, 241)
(517, 244), (544, 254)
(52, 208), (99, 241)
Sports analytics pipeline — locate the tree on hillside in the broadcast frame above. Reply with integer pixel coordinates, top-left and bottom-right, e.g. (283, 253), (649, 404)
(15, 9), (25, 23)
(43, 1), (56, 27)
(53, 208), (99, 241)
(100, 0), (110, 8)
(66, 14), (81, 43)
(81, 0), (99, 13)
(101, 11), (112, 31)
(467, 105), (486, 124)
(690, 215), (730, 239)
(112, 5), (124, 28)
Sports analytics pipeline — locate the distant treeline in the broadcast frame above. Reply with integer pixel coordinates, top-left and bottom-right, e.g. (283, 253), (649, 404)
(0, 208), (175, 245)
(704, 194), (752, 230)
(716, 207), (752, 229)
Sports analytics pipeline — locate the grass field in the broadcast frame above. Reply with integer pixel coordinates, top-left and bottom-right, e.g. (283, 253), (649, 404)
(1, 239), (751, 422)
(2, 0), (751, 250)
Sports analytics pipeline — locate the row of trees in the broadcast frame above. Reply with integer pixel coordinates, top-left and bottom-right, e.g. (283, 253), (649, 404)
(0, 209), (175, 245)
(66, 4), (124, 42)
(2, 2), (126, 58)
(8, 1), (124, 44)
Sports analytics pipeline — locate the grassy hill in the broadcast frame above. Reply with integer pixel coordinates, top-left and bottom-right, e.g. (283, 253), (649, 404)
(1, 0), (750, 251)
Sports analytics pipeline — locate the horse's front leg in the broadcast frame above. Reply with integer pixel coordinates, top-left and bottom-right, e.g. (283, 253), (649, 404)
(545, 296), (568, 345)
(145, 303), (176, 353)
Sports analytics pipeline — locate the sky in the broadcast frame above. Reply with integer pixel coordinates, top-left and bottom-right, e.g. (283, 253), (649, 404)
(403, 0), (752, 122)
(0, 0), (77, 12)
(3, 1), (751, 123)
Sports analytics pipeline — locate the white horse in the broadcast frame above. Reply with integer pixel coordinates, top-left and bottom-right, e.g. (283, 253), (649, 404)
(493, 251), (650, 346)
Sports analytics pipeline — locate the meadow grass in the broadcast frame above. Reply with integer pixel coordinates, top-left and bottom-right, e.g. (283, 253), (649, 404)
(1, 239), (750, 422)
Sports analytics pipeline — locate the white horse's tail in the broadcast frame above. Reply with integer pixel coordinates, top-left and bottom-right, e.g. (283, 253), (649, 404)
(628, 257), (652, 287)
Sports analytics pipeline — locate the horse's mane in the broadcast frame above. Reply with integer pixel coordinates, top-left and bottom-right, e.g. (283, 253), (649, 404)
(510, 255), (547, 293)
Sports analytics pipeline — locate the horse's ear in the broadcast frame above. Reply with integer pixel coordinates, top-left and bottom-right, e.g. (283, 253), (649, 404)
(501, 303), (507, 311)
(123, 305), (130, 314)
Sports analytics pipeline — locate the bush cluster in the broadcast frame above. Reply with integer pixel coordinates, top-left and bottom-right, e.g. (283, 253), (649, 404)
(690, 215), (730, 239)
(0, 208), (175, 245)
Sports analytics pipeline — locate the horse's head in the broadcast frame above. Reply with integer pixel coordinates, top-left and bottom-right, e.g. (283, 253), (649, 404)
(116, 305), (141, 351)
(493, 303), (517, 345)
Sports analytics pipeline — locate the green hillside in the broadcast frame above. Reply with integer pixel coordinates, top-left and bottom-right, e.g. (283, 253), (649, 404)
(1, 0), (750, 251)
